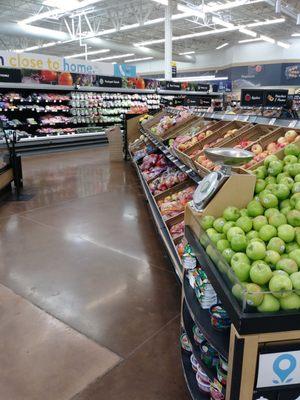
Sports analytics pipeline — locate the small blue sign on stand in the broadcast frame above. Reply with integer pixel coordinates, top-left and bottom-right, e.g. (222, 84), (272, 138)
(114, 64), (136, 77)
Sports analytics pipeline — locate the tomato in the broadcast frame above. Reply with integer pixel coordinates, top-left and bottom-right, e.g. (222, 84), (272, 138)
(58, 72), (73, 86)
(40, 70), (58, 83)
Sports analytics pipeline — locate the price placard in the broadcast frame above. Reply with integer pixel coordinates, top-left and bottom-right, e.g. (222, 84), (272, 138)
(269, 118), (277, 125)
(289, 120), (298, 128)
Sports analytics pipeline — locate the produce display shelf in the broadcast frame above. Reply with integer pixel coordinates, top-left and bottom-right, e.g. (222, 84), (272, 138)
(181, 349), (209, 400)
(130, 154), (183, 281)
(140, 127), (201, 184)
(182, 300), (219, 384)
(183, 271), (229, 360)
(185, 225), (300, 335)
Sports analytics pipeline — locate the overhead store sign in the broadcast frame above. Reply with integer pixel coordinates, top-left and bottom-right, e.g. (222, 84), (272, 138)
(241, 89), (264, 107)
(98, 76), (122, 88)
(0, 68), (22, 83)
(0, 51), (113, 76)
(166, 81), (181, 90)
(197, 83), (210, 92)
(264, 90), (288, 107)
(114, 64), (136, 78)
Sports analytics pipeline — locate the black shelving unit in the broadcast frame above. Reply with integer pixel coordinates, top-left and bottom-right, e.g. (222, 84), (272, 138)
(183, 272), (229, 360)
(181, 349), (210, 400)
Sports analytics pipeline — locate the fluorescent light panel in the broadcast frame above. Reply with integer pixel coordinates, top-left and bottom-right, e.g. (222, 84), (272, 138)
(277, 41), (290, 49)
(238, 37), (262, 43)
(260, 34), (275, 44)
(92, 53), (134, 62)
(179, 51), (195, 55)
(291, 33), (300, 37)
(125, 57), (154, 63)
(65, 49), (110, 59)
(216, 43), (229, 50)
(247, 18), (285, 27)
(239, 27), (257, 37)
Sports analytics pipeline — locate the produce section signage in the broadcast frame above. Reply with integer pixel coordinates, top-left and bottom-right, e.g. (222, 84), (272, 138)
(0, 51), (114, 76)
(241, 89), (264, 107)
(197, 83), (210, 92)
(183, 95), (212, 106)
(264, 90), (288, 107)
(165, 81), (181, 90)
(98, 76), (122, 88)
(0, 67), (21, 83)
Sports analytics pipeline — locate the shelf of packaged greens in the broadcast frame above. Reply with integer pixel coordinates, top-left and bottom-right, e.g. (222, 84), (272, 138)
(183, 270), (229, 360)
(0, 108), (71, 113)
(182, 301), (219, 383)
(140, 128), (201, 185)
(181, 348), (209, 400)
(185, 225), (300, 335)
(130, 152), (183, 281)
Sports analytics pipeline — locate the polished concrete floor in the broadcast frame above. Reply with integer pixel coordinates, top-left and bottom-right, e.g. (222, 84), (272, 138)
(0, 148), (190, 400)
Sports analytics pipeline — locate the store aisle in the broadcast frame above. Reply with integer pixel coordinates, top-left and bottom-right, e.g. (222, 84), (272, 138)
(0, 148), (189, 400)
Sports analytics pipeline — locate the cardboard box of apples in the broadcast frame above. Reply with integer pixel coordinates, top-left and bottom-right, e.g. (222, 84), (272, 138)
(195, 141), (300, 313)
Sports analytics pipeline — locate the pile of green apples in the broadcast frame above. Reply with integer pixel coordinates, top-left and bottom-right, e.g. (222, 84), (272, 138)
(201, 142), (300, 312)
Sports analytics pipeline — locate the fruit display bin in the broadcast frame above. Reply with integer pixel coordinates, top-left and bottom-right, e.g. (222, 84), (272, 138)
(171, 120), (228, 169)
(185, 219), (300, 335)
(239, 126), (300, 172)
(194, 124), (277, 176)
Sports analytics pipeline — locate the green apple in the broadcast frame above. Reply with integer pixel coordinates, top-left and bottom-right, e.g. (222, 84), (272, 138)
(245, 283), (264, 307)
(236, 216), (252, 233)
(268, 160), (283, 176)
(211, 232), (224, 244)
(272, 184), (290, 200)
(264, 208), (280, 219)
(293, 182), (300, 194)
(257, 293), (280, 312)
(276, 258), (298, 275)
(232, 262), (251, 282)
(296, 227), (300, 246)
(249, 238), (265, 244)
(223, 206), (241, 222)
(231, 252), (250, 268)
(295, 174), (300, 182)
(287, 210), (300, 227)
(199, 234), (210, 248)
(267, 237), (286, 254)
(222, 248), (236, 263)
(213, 217), (226, 233)
(254, 166), (267, 179)
(255, 179), (266, 194)
(246, 230), (259, 240)
(284, 155), (298, 164)
(231, 235), (248, 252)
(266, 183), (277, 193)
(260, 193), (278, 209)
(278, 177), (294, 190)
(264, 155), (278, 167)
(277, 224), (295, 243)
(295, 200), (300, 211)
(290, 271), (300, 292)
(276, 173), (289, 183)
(280, 293), (300, 310)
(290, 193), (300, 207)
(286, 163), (300, 177)
(265, 176), (277, 184)
(259, 189), (271, 202)
(206, 228), (218, 239)
(280, 199), (292, 209)
(217, 239), (230, 252)
(288, 249), (300, 267)
(281, 207), (292, 216)
(246, 241), (266, 261)
(247, 200), (264, 217)
(250, 261), (273, 285)
(273, 270), (289, 277)
(223, 221), (235, 235)
(284, 143), (300, 157)
(232, 283), (245, 301)
(269, 213), (287, 228)
(286, 242), (299, 253)
(269, 274), (293, 298)
(259, 225), (277, 242)
(253, 215), (268, 231)
(265, 250), (281, 268)
(227, 227), (245, 241)
(240, 208), (248, 217)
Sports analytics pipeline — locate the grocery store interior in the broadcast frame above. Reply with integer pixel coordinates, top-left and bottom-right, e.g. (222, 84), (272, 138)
(2, 1), (300, 400)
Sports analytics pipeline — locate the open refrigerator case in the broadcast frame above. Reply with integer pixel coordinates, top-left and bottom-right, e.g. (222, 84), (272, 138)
(129, 108), (300, 400)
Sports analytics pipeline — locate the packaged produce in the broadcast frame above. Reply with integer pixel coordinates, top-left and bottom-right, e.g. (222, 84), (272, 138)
(176, 237), (187, 258)
(190, 354), (199, 373)
(209, 304), (231, 331)
(196, 371), (211, 394)
(158, 186), (196, 220)
(170, 220), (185, 239)
(180, 332), (192, 352)
(148, 167), (187, 195)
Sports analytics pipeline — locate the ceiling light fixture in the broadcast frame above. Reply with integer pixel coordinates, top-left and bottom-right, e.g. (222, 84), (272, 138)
(65, 49), (110, 59)
(124, 57), (154, 63)
(212, 16), (235, 28)
(260, 35), (275, 44)
(297, 14), (300, 25)
(277, 41), (290, 49)
(216, 43), (229, 50)
(120, 23), (140, 31)
(247, 18), (285, 27)
(92, 53), (135, 62)
(238, 37), (262, 43)
(291, 33), (300, 37)
(179, 51), (195, 55)
(150, 0), (168, 5)
(239, 27), (257, 37)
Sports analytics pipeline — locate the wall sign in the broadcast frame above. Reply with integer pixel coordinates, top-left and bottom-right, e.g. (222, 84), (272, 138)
(97, 76), (122, 88)
(165, 81), (181, 90)
(264, 90), (288, 107)
(171, 61), (177, 78)
(257, 350), (300, 389)
(0, 68), (21, 83)
(197, 83), (210, 92)
(241, 89), (264, 107)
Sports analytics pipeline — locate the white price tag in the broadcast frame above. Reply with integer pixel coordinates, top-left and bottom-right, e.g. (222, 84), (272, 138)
(289, 120), (297, 128)
(269, 118), (277, 125)
(243, 115), (249, 122)
(234, 115), (239, 121)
